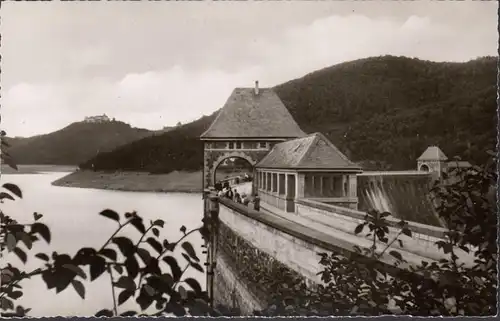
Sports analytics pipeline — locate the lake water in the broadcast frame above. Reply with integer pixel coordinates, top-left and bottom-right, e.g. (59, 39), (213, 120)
(1, 172), (204, 317)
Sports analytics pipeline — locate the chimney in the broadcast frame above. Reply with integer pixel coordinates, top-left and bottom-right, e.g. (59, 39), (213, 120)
(254, 80), (259, 95)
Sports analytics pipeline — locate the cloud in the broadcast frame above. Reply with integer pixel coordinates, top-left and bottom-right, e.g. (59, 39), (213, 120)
(2, 10), (496, 137)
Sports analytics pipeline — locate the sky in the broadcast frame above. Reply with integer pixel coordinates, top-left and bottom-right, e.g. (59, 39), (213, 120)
(1, 1), (497, 137)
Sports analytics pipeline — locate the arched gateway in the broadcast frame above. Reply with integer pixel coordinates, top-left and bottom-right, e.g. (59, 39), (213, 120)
(200, 81), (306, 190)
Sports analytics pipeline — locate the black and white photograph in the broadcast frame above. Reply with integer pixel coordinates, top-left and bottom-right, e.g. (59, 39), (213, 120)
(0, 0), (497, 317)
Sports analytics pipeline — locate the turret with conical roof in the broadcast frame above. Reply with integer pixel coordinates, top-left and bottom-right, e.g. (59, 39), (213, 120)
(417, 146), (448, 179)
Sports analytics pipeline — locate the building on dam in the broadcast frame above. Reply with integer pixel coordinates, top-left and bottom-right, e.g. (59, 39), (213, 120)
(200, 81), (475, 313)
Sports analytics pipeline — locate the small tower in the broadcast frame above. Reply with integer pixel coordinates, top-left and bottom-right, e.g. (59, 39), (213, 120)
(417, 146), (448, 180)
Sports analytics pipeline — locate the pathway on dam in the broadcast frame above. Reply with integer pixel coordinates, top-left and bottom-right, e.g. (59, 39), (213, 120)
(227, 182), (472, 268)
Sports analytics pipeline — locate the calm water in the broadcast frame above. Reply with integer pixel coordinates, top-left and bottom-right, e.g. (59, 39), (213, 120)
(1, 172), (204, 317)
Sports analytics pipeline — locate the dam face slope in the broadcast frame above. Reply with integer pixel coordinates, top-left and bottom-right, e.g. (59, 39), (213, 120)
(357, 172), (442, 227)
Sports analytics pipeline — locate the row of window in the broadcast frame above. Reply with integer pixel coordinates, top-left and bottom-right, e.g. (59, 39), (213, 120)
(258, 171), (287, 196)
(205, 142), (269, 150)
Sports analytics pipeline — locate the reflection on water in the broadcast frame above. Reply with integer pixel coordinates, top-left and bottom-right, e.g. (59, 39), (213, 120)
(1, 172), (204, 317)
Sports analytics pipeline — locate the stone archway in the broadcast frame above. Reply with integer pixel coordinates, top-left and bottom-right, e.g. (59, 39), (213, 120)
(419, 163), (430, 172)
(211, 152), (257, 187)
(203, 149), (267, 189)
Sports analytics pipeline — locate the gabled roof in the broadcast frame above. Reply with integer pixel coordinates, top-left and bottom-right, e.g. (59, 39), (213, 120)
(417, 146), (448, 161)
(200, 88), (306, 139)
(256, 132), (362, 171)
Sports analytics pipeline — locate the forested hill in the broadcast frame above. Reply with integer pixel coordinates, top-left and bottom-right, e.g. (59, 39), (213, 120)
(8, 121), (154, 165)
(79, 113), (218, 172)
(81, 55), (497, 173)
(274, 55), (497, 169)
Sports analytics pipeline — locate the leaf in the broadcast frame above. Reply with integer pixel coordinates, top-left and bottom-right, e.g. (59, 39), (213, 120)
(114, 264), (124, 274)
(35, 253), (50, 261)
(71, 279), (85, 299)
(112, 237), (135, 257)
(389, 250), (403, 261)
(130, 217), (146, 234)
(99, 248), (117, 261)
(0, 192), (15, 201)
(146, 237), (163, 254)
(152, 219), (164, 227)
(182, 241), (200, 262)
(3, 157), (18, 170)
(118, 290), (134, 306)
(125, 256), (139, 279)
(184, 278), (202, 294)
(136, 288), (155, 310)
(33, 212), (43, 221)
(99, 209), (120, 222)
(0, 297), (14, 310)
(178, 285), (188, 300)
(380, 211), (391, 218)
(55, 276), (72, 293)
(190, 262), (204, 273)
(163, 240), (176, 252)
(8, 291), (23, 300)
(17, 231), (33, 250)
(95, 309), (113, 317)
(163, 256), (182, 281)
(3, 183), (22, 198)
(63, 264), (87, 279)
(90, 256), (106, 281)
(354, 223), (364, 235)
(114, 276), (136, 291)
(152, 228), (159, 237)
(31, 223), (51, 243)
(144, 284), (155, 296)
(401, 227), (412, 237)
(6, 233), (17, 252)
(13, 248), (27, 264)
(120, 311), (137, 316)
(182, 253), (191, 264)
(180, 225), (187, 234)
(137, 248), (152, 265)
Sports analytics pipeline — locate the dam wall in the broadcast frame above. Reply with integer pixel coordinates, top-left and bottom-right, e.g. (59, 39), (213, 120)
(211, 195), (473, 315)
(357, 171), (443, 227)
(213, 200), (327, 314)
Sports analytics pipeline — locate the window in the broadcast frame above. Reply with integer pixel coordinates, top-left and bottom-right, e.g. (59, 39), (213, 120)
(259, 142), (267, 149)
(228, 142), (234, 149)
(236, 142), (242, 149)
(272, 173), (278, 193)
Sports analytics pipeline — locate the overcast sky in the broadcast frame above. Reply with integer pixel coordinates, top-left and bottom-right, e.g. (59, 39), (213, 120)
(1, 1), (497, 137)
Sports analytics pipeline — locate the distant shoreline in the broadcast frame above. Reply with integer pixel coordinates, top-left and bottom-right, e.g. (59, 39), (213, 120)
(1, 164), (78, 175)
(51, 170), (204, 193)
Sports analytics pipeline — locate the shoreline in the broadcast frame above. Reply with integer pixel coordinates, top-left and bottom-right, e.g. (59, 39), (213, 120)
(51, 170), (204, 194)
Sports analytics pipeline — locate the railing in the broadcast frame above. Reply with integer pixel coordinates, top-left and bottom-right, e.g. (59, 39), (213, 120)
(296, 198), (446, 239)
(359, 171), (430, 176)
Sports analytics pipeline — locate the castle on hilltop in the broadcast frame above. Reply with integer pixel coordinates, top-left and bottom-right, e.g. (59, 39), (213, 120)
(84, 114), (111, 123)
